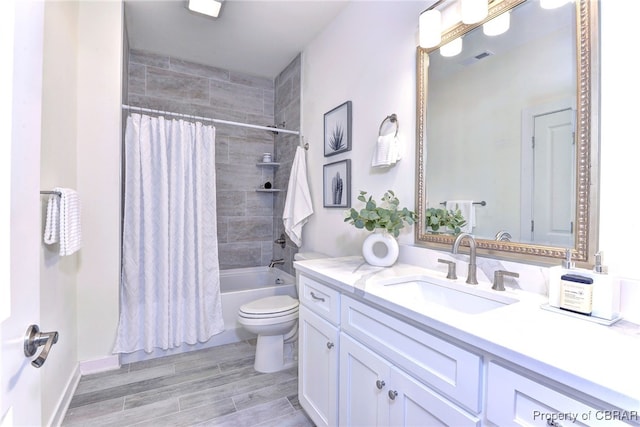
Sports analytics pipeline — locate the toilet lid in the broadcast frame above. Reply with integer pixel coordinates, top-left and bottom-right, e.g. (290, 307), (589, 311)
(239, 295), (299, 315)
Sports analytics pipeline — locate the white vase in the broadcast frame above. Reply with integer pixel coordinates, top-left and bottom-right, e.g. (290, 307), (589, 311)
(362, 230), (399, 267)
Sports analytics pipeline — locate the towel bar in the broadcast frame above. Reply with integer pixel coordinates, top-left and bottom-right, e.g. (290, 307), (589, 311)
(440, 200), (486, 206)
(40, 190), (62, 197)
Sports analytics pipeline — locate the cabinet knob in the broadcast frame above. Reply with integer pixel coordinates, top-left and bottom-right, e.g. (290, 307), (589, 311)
(388, 390), (398, 400)
(326, 342), (334, 349)
(375, 380), (385, 390)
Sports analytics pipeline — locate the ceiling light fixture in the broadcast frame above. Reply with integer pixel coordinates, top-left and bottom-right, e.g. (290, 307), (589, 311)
(188, 0), (223, 18)
(419, 9), (442, 48)
(483, 11), (510, 36)
(461, 0), (488, 24)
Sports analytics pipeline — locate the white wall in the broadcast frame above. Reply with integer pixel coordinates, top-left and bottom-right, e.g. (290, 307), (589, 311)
(40, 2), (80, 424)
(599, 0), (640, 280)
(301, 1), (425, 256)
(75, 0), (123, 363)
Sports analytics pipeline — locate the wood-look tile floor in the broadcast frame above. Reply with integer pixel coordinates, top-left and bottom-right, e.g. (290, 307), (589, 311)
(62, 341), (314, 427)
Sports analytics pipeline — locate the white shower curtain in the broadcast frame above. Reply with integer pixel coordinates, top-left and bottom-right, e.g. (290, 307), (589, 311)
(114, 113), (224, 354)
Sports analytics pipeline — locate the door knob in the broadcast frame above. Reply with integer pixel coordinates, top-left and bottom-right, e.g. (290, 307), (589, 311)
(24, 324), (59, 368)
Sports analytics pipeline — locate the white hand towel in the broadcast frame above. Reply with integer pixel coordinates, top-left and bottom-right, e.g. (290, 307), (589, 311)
(44, 194), (59, 244)
(283, 147), (314, 247)
(446, 200), (475, 233)
(372, 134), (402, 168)
(44, 187), (82, 256)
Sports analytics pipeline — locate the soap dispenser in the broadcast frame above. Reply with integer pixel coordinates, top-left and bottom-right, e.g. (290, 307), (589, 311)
(590, 251), (620, 321)
(593, 251), (608, 274)
(562, 248), (575, 269)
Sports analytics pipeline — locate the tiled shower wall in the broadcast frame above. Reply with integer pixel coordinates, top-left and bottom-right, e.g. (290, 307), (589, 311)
(273, 55), (302, 275)
(126, 49), (281, 270)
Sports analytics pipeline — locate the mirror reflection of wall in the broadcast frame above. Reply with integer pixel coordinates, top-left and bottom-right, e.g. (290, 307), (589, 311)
(425, 1), (576, 244)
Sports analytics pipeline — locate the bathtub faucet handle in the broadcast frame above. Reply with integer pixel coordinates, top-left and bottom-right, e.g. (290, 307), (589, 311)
(274, 233), (286, 249)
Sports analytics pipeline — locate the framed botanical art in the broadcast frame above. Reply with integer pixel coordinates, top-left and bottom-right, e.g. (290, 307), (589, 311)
(324, 101), (352, 157)
(323, 159), (351, 208)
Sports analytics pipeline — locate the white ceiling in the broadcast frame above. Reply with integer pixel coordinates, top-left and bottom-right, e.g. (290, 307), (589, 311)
(124, 0), (350, 79)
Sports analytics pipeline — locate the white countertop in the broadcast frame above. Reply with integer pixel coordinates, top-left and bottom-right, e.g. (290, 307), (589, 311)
(294, 256), (640, 411)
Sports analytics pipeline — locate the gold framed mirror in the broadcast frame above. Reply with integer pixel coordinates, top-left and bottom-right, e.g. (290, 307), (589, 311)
(415, 0), (599, 264)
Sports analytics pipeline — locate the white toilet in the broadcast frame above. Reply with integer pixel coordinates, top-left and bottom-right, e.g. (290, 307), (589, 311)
(237, 252), (326, 373)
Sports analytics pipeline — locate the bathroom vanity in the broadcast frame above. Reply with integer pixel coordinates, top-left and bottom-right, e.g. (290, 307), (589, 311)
(295, 257), (640, 427)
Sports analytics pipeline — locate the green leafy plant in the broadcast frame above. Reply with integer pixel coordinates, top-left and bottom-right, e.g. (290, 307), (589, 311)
(425, 207), (467, 234)
(344, 190), (416, 238)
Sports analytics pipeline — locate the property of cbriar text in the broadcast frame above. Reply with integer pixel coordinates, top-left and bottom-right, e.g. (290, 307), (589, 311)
(533, 410), (639, 423)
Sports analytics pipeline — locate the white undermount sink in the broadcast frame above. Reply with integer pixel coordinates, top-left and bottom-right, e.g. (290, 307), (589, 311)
(368, 275), (518, 315)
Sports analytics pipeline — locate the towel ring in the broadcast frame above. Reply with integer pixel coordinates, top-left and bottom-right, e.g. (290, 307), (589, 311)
(378, 114), (398, 137)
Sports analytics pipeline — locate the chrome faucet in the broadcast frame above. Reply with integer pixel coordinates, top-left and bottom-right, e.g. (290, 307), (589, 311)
(268, 258), (285, 268)
(452, 233), (478, 285)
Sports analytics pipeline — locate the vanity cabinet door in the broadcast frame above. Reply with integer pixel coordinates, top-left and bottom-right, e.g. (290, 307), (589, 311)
(339, 333), (391, 427)
(389, 366), (480, 427)
(486, 362), (631, 427)
(298, 306), (339, 427)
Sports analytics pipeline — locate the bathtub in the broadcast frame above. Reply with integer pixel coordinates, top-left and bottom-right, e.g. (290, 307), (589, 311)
(120, 266), (297, 364)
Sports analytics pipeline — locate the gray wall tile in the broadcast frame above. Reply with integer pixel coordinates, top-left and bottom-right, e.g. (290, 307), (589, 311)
(169, 57), (230, 81)
(146, 67), (210, 104)
(227, 217), (273, 242)
(129, 49), (170, 68)
(273, 55), (302, 275)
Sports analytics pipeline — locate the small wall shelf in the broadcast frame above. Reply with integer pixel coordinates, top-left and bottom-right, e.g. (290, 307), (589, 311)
(256, 162), (280, 167)
(256, 188), (283, 193)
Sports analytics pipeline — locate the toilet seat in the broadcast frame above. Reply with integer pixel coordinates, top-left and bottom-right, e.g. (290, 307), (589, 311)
(238, 295), (299, 319)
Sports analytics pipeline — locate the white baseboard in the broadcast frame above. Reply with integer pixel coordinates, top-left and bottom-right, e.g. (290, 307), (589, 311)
(48, 365), (81, 427)
(48, 356), (120, 426)
(79, 355), (120, 375)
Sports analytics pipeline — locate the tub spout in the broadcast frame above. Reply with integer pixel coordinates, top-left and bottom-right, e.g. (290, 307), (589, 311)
(269, 258), (285, 268)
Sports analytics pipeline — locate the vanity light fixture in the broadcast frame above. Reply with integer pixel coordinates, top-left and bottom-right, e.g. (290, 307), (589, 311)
(482, 11), (510, 36)
(461, 0), (488, 24)
(188, 0), (223, 18)
(440, 37), (463, 57)
(419, 0), (491, 50)
(419, 9), (442, 48)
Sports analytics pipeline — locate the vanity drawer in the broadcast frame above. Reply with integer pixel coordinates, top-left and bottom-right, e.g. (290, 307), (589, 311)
(341, 295), (481, 413)
(486, 362), (635, 426)
(299, 274), (340, 325)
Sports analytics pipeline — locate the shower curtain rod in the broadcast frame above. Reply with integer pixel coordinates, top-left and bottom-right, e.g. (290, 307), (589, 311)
(122, 104), (300, 136)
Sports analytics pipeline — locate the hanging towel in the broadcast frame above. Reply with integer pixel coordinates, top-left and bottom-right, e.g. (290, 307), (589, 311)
(371, 134), (402, 168)
(283, 146), (314, 247)
(44, 194), (59, 245)
(44, 187), (82, 256)
(446, 200), (475, 233)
